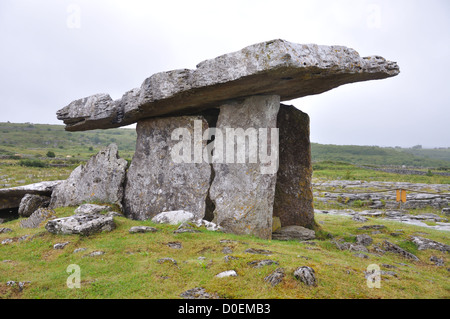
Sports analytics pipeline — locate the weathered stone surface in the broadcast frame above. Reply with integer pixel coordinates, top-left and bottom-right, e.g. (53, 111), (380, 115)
(0, 181), (61, 211)
(74, 204), (111, 215)
(123, 116), (211, 220)
(151, 210), (196, 225)
(410, 236), (450, 252)
(356, 234), (373, 246)
(49, 144), (127, 209)
(264, 268), (285, 286)
(45, 213), (116, 236)
(129, 226), (158, 233)
(273, 104), (314, 228)
(294, 266), (317, 286)
(180, 287), (219, 299)
(215, 270), (238, 278)
(382, 240), (420, 261)
(272, 225), (316, 241)
(20, 208), (56, 229)
(18, 194), (50, 217)
(56, 39), (399, 131)
(209, 95), (280, 239)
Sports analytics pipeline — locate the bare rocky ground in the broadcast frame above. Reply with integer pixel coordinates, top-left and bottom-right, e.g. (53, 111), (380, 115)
(313, 179), (450, 231)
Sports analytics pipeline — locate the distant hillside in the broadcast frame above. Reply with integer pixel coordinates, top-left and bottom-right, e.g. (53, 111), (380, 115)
(0, 122), (137, 160)
(311, 143), (450, 169)
(1, 122), (449, 169)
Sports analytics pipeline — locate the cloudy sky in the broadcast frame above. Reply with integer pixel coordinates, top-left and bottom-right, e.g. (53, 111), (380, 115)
(0, 0), (449, 147)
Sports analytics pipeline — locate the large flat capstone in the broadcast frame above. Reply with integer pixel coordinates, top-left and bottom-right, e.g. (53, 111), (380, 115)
(56, 39), (399, 131)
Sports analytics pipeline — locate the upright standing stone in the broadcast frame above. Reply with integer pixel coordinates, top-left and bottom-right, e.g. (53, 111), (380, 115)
(273, 104), (314, 229)
(209, 95), (280, 239)
(49, 144), (128, 208)
(123, 116), (211, 220)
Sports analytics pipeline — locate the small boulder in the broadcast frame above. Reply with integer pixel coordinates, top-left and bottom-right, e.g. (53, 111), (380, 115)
(151, 210), (195, 225)
(180, 287), (219, 299)
(129, 226), (158, 234)
(18, 194), (50, 217)
(356, 234), (373, 246)
(294, 266), (317, 286)
(215, 270), (238, 278)
(410, 236), (450, 252)
(264, 268), (285, 286)
(382, 240), (419, 261)
(20, 208), (56, 229)
(45, 213), (115, 236)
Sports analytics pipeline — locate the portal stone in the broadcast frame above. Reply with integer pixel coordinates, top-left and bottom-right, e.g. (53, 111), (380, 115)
(209, 95), (280, 239)
(123, 116), (211, 220)
(273, 104), (314, 229)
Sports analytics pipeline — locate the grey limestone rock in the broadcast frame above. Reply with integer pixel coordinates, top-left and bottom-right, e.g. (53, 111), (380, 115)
(18, 194), (51, 218)
(264, 268), (285, 286)
(74, 204), (111, 215)
(294, 266), (317, 286)
(382, 240), (420, 261)
(45, 213), (116, 236)
(20, 208), (56, 229)
(123, 116), (211, 221)
(49, 144), (127, 209)
(0, 181), (61, 211)
(56, 39), (399, 132)
(209, 95), (280, 239)
(272, 225), (316, 241)
(410, 236), (450, 252)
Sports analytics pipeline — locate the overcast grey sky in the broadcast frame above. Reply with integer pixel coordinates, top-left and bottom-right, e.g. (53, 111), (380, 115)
(0, 0), (449, 147)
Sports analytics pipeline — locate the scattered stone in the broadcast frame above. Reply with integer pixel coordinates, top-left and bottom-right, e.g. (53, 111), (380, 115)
(20, 208), (56, 229)
(74, 204), (111, 215)
(382, 240), (419, 261)
(430, 256), (444, 266)
(381, 264), (398, 269)
(18, 194), (50, 217)
(49, 144), (128, 209)
(73, 248), (87, 253)
(84, 251), (105, 258)
(128, 226), (158, 234)
(442, 208), (450, 216)
(334, 241), (368, 253)
(245, 248), (273, 255)
(6, 281), (31, 292)
(180, 287), (219, 299)
(224, 255), (239, 263)
(358, 225), (386, 230)
(45, 213), (115, 236)
(0, 228), (12, 234)
(294, 266), (317, 286)
(215, 270), (238, 278)
(1, 238), (13, 245)
(53, 242), (70, 249)
(167, 242), (182, 249)
(410, 236), (450, 252)
(272, 225), (315, 241)
(222, 247), (233, 254)
(352, 215), (368, 222)
(151, 210), (196, 225)
(247, 260), (279, 268)
(264, 268), (285, 286)
(157, 258), (178, 266)
(355, 234), (373, 246)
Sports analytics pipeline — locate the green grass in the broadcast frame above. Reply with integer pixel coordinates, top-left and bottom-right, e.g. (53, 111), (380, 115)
(1, 206), (449, 299)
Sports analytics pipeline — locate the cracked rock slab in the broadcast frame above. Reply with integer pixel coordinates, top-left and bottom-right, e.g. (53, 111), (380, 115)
(56, 39), (399, 131)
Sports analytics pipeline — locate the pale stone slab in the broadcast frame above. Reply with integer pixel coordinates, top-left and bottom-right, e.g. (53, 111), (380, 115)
(123, 116), (211, 220)
(209, 95), (280, 239)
